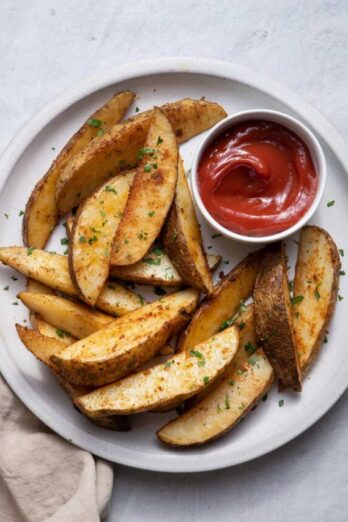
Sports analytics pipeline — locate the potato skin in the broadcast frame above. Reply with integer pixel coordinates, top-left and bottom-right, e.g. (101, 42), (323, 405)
(254, 242), (302, 392)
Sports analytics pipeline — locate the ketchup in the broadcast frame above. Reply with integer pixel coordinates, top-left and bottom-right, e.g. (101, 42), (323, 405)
(198, 120), (318, 236)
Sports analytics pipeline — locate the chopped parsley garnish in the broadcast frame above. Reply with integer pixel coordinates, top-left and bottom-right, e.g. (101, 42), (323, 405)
(164, 360), (174, 368)
(99, 209), (106, 217)
(236, 368), (247, 376)
(60, 237), (69, 245)
(97, 128), (105, 137)
(212, 233), (222, 239)
(137, 147), (157, 160)
(288, 280), (294, 292)
(138, 231), (148, 240)
(27, 247), (35, 256)
(203, 376), (209, 385)
(51, 147), (56, 150)
(154, 286), (166, 296)
(338, 294), (344, 301)
(291, 295), (304, 305)
(327, 200), (335, 207)
(79, 235), (86, 243)
(88, 235), (98, 244)
(294, 311), (301, 319)
(138, 295), (145, 306)
(63, 249), (69, 255)
(135, 106), (140, 113)
(157, 136), (163, 145)
(323, 336), (328, 343)
(262, 394), (268, 402)
(11, 276), (18, 281)
(314, 285), (321, 300)
(4, 213), (9, 219)
(105, 185), (117, 194)
(278, 399), (284, 407)
(238, 321), (245, 330)
(228, 379), (235, 386)
(87, 118), (102, 128)
(90, 227), (101, 233)
(172, 231), (177, 241)
(12, 301), (18, 305)
(56, 328), (69, 339)
(148, 211), (155, 217)
(151, 246), (163, 255)
(144, 257), (161, 266)
(124, 239), (129, 244)
(339, 270), (345, 276)
(238, 402), (246, 411)
(152, 163), (158, 169)
(225, 394), (230, 409)
(244, 341), (256, 355)
(218, 317), (234, 332)
(189, 349), (206, 367)
(339, 249), (344, 257)
(248, 355), (258, 366)
(19, 210), (24, 216)
(144, 164), (152, 172)
(3, 285), (9, 291)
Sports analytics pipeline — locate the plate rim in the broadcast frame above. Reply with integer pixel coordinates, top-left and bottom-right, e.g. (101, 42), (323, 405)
(0, 57), (347, 473)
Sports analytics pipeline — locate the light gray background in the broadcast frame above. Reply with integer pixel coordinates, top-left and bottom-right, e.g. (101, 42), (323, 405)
(1, 1), (347, 520)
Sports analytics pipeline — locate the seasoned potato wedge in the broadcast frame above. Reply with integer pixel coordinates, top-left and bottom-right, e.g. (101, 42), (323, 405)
(157, 348), (273, 446)
(32, 315), (77, 345)
(23, 91), (135, 248)
(55, 98), (227, 214)
(0, 247), (143, 316)
(16, 325), (130, 431)
(178, 251), (262, 351)
(292, 226), (340, 373)
(163, 157), (212, 293)
(18, 292), (112, 339)
(111, 109), (178, 266)
(76, 326), (239, 416)
(51, 289), (199, 386)
(254, 242), (301, 392)
(69, 171), (135, 305)
(110, 250), (221, 287)
(26, 278), (55, 295)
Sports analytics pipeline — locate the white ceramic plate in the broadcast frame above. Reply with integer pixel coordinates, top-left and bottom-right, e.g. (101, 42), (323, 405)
(0, 58), (347, 473)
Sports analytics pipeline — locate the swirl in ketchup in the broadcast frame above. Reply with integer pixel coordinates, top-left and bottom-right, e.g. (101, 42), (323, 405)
(198, 120), (318, 236)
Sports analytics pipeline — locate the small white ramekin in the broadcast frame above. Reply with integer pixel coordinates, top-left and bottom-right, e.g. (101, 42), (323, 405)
(190, 109), (326, 244)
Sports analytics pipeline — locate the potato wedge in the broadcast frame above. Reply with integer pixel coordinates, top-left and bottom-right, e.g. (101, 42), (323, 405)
(163, 157), (212, 293)
(254, 242), (301, 392)
(178, 251), (262, 351)
(32, 315), (77, 345)
(157, 348), (273, 446)
(111, 109), (178, 266)
(16, 325), (130, 431)
(292, 226), (340, 373)
(0, 247), (143, 316)
(51, 289), (199, 386)
(26, 278), (55, 295)
(55, 98), (227, 214)
(69, 171), (135, 305)
(18, 292), (113, 339)
(110, 250), (221, 287)
(23, 91), (135, 248)
(76, 326), (239, 416)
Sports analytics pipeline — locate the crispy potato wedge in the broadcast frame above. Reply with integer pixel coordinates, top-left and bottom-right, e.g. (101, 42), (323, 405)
(69, 171), (135, 305)
(55, 98), (227, 214)
(178, 251), (262, 351)
(23, 91), (135, 248)
(0, 247), (143, 316)
(76, 326), (239, 416)
(111, 109), (178, 266)
(254, 242), (302, 392)
(16, 325), (130, 431)
(51, 289), (199, 386)
(292, 226), (340, 373)
(32, 315), (77, 345)
(110, 250), (221, 287)
(18, 292), (112, 339)
(26, 278), (55, 295)
(163, 157), (212, 293)
(157, 348), (273, 446)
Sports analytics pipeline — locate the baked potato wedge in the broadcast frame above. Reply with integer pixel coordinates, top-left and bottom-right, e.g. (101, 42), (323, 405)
(292, 226), (340, 373)
(55, 98), (227, 214)
(110, 250), (221, 287)
(51, 289), (199, 386)
(16, 325), (130, 431)
(76, 326), (239, 416)
(178, 251), (262, 351)
(163, 157), (212, 293)
(31, 314), (77, 345)
(23, 91), (135, 248)
(254, 242), (302, 392)
(69, 170), (135, 305)
(111, 108), (178, 266)
(26, 278), (55, 295)
(18, 292), (112, 339)
(0, 247), (143, 316)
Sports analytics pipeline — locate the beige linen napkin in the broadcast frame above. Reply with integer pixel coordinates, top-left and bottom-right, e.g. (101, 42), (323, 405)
(0, 375), (113, 522)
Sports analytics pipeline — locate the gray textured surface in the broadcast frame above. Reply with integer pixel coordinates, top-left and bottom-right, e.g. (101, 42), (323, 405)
(1, 1), (347, 520)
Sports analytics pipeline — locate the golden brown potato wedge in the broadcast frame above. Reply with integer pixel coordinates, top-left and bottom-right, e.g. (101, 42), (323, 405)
(110, 250), (221, 287)
(26, 278), (55, 295)
(254, 242), (302, 392)
(76, 326), (239, 416)
(69, 171), (135, 305)
(18, 292), (113, 339)
(178, 251), (262, 351)
(292, 226), (340, 373)
(163, 157), (213, 293)
(55, 98), (227, 214)
(111, 108), (178, 266)
(0, 247), (143, 316)
(23, 91), (135, 248)
(16, 325), (130, 431)
(157, 348), (273, 447)
(51, 289), (199, 386)
(32, 315), (77, 345)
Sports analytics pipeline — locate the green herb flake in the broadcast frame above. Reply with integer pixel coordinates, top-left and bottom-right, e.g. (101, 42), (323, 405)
(225, 394), (230, 409)
(203, 376), (209, 385)
(172, 231), (178, 241)
(294, 311), (301, 319)
(97, 128), (105, 137)
(164, 360), (174, 368)
(323, 336), (328, 343)
(236, 368), (247, 376)
(327, 200), (335, 207)
(288, 280), (294, 292)
(157, 136), (163, 145)
(107, 284), (115, 290)
(338, 294), (344, 301)
(3, 285), (9, 291)
(314, 285), (321, 300)
(144, 257), (161, 266)
(4, 213), (9, 219)
(339, 249), (344, 257)
(11, 276), (18, 281)
(138, 295), (145, 306)
(88, 235), (98, 245)
(238, 321), (245, 330)
(63, 249), (69, 255)
(19, 210), (24, 216)
(135, 106), (140, 113)
(262, 394), (268, 402)
(212, 233), (222, 239)
(27, 247), (35, 256)
(79, 235), (86, 244)
(87, 118), (102, 128)
(291, 295), (304, 305)
(244, 341), (256, 355)
(138, 231), (148, 240)
(238, 402), (246, 411)
(60, 237), (69, 245)
(339, 270), (345, 276)
(144, 164), (152, 173)
(137, 147), (157, 160)
(124, 239), (129, 245)
(278, 399), (285, 407)
(248, 355), (258, 366)
(56, 328), (67, 338)
(152, 163), (158, 169)
(218, 317), (234, 332)
(12, 301), (19, 306)
(148, 210), (155, 217)
(228, 379), (235, 386)
(105, 185), (117, 194)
